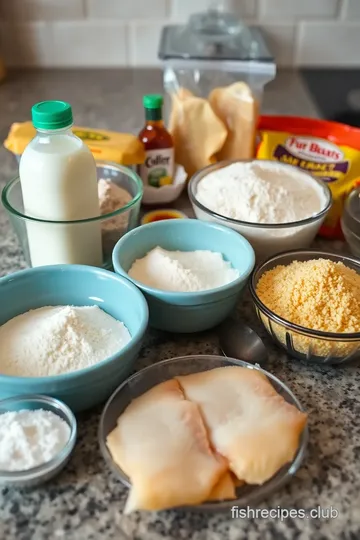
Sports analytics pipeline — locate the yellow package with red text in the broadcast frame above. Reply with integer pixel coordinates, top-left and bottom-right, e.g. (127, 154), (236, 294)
(257, 115), (360, 239)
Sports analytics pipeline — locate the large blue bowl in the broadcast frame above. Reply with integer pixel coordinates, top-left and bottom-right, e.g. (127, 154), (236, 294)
(112, 219), (255, 333)
(0, 265), (148, 411)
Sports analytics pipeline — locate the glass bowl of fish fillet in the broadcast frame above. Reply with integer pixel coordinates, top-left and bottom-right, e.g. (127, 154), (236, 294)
(99, 355), (308, 513)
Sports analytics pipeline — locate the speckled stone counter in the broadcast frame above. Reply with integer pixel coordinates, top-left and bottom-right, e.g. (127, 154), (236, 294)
(0, 69), (359, 540)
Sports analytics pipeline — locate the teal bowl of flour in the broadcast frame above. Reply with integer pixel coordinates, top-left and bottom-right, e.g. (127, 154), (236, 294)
(0, 265), (148, 412)
(112, 219), (255, 333)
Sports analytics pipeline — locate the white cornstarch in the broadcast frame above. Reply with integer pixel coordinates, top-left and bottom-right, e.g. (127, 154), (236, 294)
(0, 409), (71, 471)
(0, 306), (131, 377)
(128, 246), (239, 292)
(196, 161), (326, 224)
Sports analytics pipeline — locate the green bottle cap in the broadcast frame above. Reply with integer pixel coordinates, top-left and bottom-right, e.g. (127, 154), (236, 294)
(143, 94), (163, 109)
(31, 101), (73, 130)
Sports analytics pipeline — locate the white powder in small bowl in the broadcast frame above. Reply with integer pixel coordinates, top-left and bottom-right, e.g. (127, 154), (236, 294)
(0, 409), (71, 471)
(128, 246), (239, 292)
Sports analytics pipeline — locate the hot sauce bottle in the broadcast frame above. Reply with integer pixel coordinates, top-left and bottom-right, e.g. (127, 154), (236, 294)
(138, 94), (174, 189)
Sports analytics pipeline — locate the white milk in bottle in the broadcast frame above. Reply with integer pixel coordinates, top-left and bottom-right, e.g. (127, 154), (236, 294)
(19, 101), (102, 267)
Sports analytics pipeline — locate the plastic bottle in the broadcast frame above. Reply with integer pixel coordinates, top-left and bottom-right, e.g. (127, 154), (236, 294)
(138, 94), (174, 190)
(19, 101), (102, 267)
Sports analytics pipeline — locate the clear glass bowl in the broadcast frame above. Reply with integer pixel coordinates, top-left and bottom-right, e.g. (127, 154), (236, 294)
(1, 161), (143, 270)
(341, 187), (360, 258)
(99, 355), (308, 512)
(250, 249), (360, 365)
(188, 160), (332, 261)
(0, 394), (77, 487)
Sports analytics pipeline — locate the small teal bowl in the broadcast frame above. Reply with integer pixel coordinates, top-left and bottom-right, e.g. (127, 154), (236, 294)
(0, 265), (149, 411)
(112, 219), (255, 333)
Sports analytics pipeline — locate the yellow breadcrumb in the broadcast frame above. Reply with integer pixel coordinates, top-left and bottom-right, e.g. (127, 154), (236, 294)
(256, 259), (360, 358)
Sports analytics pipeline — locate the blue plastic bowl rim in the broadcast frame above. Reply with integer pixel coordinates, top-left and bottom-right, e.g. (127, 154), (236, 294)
(0, 265), (149, 384)
(112, 219), (256, 301)
(0, 394), (77, 481)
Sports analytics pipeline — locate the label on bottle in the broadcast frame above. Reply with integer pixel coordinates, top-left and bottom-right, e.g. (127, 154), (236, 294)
(139, 148), (174, 188)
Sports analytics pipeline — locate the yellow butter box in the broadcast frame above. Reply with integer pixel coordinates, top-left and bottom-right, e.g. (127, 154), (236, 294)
(4, 121), (145, 166)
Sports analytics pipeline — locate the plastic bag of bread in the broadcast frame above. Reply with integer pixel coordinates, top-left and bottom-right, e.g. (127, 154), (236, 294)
(209, 82), (258, 161)
(169, 88), (228, 177)
(165, 80), (259, 176)
(159, 11), (276, 176)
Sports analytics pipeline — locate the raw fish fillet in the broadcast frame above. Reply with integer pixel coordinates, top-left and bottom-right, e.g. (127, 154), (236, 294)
(207, 471), (237, 501)
(106, 379), (226, 513)
(176, 367), (307, 485)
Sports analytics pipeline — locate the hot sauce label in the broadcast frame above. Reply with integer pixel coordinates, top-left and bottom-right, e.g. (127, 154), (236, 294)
(139, 148), (174, 188)
(256, 115), (360, 239)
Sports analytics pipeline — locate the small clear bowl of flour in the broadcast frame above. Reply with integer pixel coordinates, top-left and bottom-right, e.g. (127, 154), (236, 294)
(98, 177), (135, 260)
(0, 395), (76, 487)
(3, 162), (143, 271)
(189, 160), (332, 260)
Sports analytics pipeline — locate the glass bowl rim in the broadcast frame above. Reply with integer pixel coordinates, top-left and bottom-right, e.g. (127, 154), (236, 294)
(343, 187), (360, 227)
(188, 159), (332, 229)
(341, 218), (360, 242)
(1, 160), (143, 225)
(98, 354), (309, 512)
(0, 394), (77, 481)
(249, 248), (360, 340)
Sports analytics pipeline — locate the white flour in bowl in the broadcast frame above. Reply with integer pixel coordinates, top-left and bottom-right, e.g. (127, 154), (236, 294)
(98, 178), (132, 230)
(195, 161), (327, 224)
(0, 305), (131, 377)
(128, 246), (239, 292)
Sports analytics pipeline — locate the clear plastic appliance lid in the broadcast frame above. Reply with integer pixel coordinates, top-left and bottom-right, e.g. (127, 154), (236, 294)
(158, 10), (274, 63)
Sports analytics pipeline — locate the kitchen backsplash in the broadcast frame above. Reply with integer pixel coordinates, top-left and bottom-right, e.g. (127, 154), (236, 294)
(0, 0), (359, 68)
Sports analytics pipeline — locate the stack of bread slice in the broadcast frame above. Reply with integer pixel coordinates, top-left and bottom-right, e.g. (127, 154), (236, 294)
(169, 82), (258, 177)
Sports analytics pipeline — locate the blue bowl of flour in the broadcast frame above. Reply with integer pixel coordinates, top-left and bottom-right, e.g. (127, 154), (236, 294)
(0, 265), (148, 411)
(112, 219), (255, 333)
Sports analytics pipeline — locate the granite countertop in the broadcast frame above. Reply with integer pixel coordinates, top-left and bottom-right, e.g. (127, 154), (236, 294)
(0, 69), (359, 540)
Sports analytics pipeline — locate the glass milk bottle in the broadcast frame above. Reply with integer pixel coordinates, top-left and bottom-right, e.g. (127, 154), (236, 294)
(19, 101), (102, 267)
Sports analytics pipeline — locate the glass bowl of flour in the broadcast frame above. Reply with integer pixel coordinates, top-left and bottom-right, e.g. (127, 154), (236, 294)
(188, 160), (332, 260)
(2, 161), (143, 270)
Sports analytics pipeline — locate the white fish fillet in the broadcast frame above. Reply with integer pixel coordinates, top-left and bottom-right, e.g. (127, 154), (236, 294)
(106, 379), (227, 513)
(176, 367), (307, 485)
(207, 471), (237, 501)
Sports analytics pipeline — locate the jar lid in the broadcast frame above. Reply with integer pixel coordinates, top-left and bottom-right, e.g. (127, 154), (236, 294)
(31, 101), (73, 130)
(158, 9), (274, 63)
